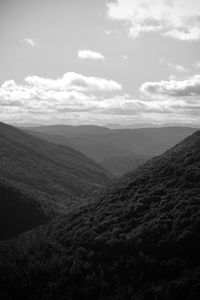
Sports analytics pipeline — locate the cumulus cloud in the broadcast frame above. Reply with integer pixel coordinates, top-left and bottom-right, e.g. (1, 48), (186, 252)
(78, 50), (105, 60)
(0, 73), (122, 123)
(22, 38), (36, 47)
(25, 72), (121, 92)
(107, 0), (200, 40)
(140, 74), (200, 97)
(1, 72), (200, 126)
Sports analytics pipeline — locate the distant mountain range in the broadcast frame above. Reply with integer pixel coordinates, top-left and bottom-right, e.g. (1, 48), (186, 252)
(0, 122), (112, 239)
(0, 128), (200, 299)
(104, 122), (200, 129)
(24, 124), (197, 175)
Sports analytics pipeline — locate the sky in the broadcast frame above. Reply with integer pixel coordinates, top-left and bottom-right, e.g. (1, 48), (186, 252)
(0, 0), (200, 127)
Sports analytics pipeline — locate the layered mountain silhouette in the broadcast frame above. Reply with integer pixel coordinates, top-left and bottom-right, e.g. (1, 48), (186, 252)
(0, 129), (200, 299)
(0, 122), (112, 239)
(25, 125), (196, 175)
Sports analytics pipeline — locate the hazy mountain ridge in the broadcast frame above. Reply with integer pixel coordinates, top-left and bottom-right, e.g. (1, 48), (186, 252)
(0, 122), (113, 239)
(0, 130), (200, 299)
(24, 129), (136, 162)
(25, 125), (197, 176)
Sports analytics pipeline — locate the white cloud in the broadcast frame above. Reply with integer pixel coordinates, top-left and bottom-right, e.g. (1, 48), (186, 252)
(1, 80), (19, 90)
(104, 29), (122, 38)
(25, 72), (121, 92)
(0, 73), (122, 116)
(174, 65), (188, 73)
(22, 38), (36, 47)
(122, 55), (128, 60)
(107, 0), (200, 41)
(140, 74), (200, 97)
(78, 50), (105, 60)
(160, 58), (188, 73)
(104, 30), (111, 35)
(1, 73), (200, 126)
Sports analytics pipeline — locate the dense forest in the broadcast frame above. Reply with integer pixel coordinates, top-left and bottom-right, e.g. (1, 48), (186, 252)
(0, 183), (50, 240)
(0, 122), (112, 238)
(0, 129), (200, 299)
(100, 154), (149, 176)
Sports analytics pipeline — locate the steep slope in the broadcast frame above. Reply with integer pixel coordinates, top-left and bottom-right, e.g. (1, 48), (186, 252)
(25, 125), (196, 162)
(0, 182), (49, 240)
(0, 130), (200, 299)
(0, 122), (112, 239)
(100, 154), (149, 176)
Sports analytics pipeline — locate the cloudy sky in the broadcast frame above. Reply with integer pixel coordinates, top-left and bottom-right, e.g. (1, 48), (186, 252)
(0, 0), (200, 126)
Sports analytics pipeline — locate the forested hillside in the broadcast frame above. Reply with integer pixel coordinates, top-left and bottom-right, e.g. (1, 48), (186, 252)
(0, 122), (112, 239)
(0, 182), (50, 240)
(100, 154), (149, 176)
(0, 130), (199, 299)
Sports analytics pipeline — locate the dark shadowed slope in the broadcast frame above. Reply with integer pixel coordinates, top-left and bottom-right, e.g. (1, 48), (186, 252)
(0, 130), (200, 299)
(100, 154), (149, 176)
(0, 122), (112, 239)
(0, 182), (49, 240)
